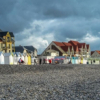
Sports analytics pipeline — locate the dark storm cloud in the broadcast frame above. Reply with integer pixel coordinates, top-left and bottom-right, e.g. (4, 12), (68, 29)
(1, 0), (100, 33)
(0, 0), (100, 52)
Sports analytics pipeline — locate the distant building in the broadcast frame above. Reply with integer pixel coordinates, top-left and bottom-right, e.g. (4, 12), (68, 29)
(15, 45), (37, 57)
(0, 31), (15, 53)
(41, 40), (90, 58)
(91, 50), (100, 58)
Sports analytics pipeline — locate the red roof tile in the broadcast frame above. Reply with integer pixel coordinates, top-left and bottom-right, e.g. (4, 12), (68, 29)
(91, 51), (94, 55)
(78, 43), (83, 48)
(87, 44), (89, 49)
(68, 40), (79, 46)
(52, 40), (89, 53)
(53, 41), (65, 46)
(73, 45), (79, 52)
(96, 50), (100, 54)
(62, 42), (72, 46)
(61, 46), (69, 52)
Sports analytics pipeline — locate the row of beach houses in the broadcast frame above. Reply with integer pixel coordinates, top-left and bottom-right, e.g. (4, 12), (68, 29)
(0, 30), (100, 65)
(0, 52), (37, 65)
(0, 51), (99, 65)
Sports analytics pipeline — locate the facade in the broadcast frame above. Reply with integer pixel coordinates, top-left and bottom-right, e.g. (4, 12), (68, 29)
(41, 40), (90, 58)
(0, 31), (15, 53)
(15, 45), (37, 57)
(91, 50), (100, 58)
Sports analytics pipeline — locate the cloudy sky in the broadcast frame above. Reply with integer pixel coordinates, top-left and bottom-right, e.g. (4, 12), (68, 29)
(0, 0), (100, 54)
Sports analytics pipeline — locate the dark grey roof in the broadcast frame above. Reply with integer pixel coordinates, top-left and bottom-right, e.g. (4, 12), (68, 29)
(24, 46), (37, 51)
(15, 46), (36, 53)
(0, 31), (14, 37)
(9, 32), (14, 37)
(15, 46), (24, 53)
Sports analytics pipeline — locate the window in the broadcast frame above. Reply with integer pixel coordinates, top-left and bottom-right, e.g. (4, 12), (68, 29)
(7, 37), (10, 42)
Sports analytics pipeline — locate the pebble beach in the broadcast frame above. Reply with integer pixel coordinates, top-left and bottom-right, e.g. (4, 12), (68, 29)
(0, 64), (100, 100)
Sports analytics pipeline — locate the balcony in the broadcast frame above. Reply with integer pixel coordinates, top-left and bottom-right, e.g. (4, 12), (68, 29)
(7, 39), (11, 42)
(2, 39), (6, 42)
(7, 46), (10, 49)
(2, 47), (6, 49)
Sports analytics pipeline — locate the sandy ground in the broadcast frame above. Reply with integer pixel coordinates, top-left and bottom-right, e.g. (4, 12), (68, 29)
(0, 65), (100, 100)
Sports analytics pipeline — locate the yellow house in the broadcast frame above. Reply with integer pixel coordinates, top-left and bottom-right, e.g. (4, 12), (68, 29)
(0, 31), (15, 53)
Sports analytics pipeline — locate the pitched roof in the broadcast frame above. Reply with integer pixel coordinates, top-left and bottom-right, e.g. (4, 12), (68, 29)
(15, 46), (36, 53)
(52, 40), (89, 53)
(96, 50), (100, 54)
(91, 51), (94, 55)
(15, 52), (22, 56)
(0, 52), (3, 55)
(4, 53), (13, 56)
(79, 43), (86, 48)
(78, 43), (83, 48)
(62, 42), (72, 46)
(9, 32), (14, 37)
(15, 46), (24, 53)
(24, 46), (37, 51)
(61, 46), (69, 52)
(73, 45), (79, 52)
(86, 44), (89, 49)
(0, 32), (14, 37)
(68, 40), (79, 46)
(53, 41), (65, 46)
(91, 50), (100, 55)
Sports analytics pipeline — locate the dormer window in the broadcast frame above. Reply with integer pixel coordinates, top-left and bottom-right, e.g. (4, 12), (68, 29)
(7, 37), (10, 42)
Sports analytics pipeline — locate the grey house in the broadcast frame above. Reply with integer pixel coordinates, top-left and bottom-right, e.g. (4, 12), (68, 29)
(91, 50), (100, 58)
(15, 45), (37, 57)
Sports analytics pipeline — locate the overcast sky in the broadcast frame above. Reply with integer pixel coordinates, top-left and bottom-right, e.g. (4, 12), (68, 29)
(0, 0), (100, 54)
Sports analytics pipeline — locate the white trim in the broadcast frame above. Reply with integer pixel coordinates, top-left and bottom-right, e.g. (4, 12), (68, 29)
(41, 41), (66, 56)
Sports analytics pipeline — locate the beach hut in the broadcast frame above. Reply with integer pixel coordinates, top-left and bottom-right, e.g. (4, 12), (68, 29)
(0, 52), (4, 64)
(75, 57), (78, 64)
(13, 52), (18, 65)
(80, 57), (83, 64)
(21, 53), (24, 61)
(31, 56), (37, 65)
(28, 54), (31, 65)
(83, 58), (87, 64)
(24, 53), (28, 65)
(78, 58), (81, 64)
(72, 57), (75, 64)
(31, 55), (34, 65)
(4, 53), (14, 64)
(13, 52), (22, 64)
